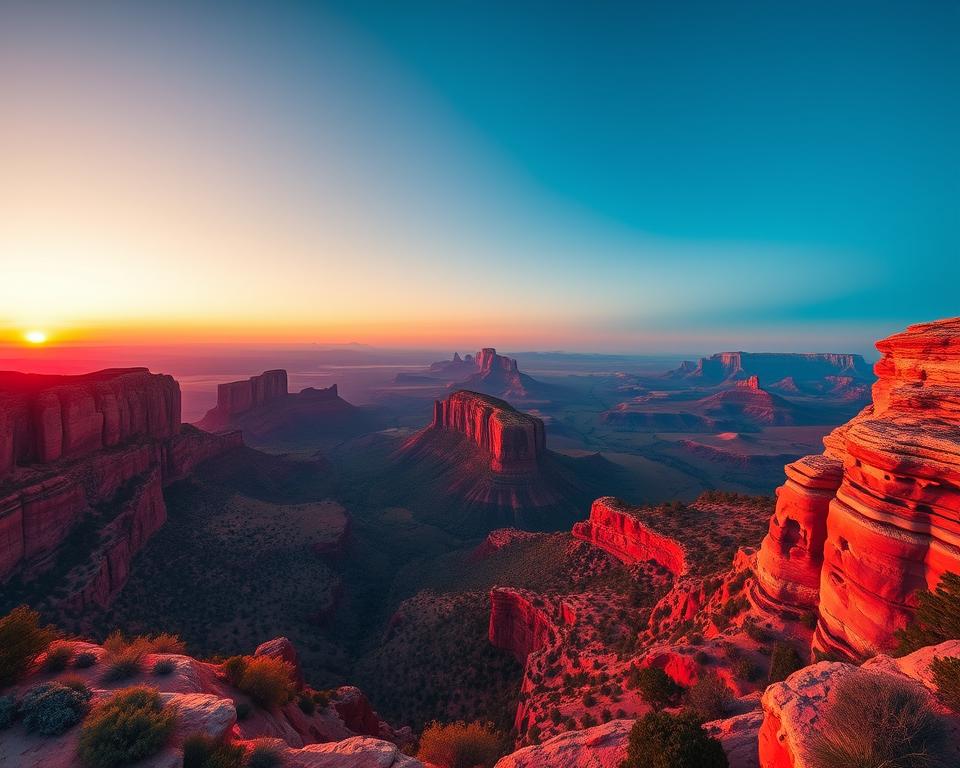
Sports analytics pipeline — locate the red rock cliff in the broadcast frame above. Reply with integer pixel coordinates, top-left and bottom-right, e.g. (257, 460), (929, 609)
(814, 317), (960, 658)
(431, 390), (545, 473)
(0, 368), (180, 477)
(571, 497), (687, 575)
(198, 370), (288, 430)
(753, 455), (843, 613)
(753, 318), (960, 659)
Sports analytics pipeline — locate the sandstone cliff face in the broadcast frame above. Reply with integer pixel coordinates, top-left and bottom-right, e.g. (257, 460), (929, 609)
(430, 390), (545, 473)
(571, 496), (687, 575)
(751, 318), (960, 659)
(198, 370), (289, 430)
(0, 368), (180, 477)
(0, 368), (238, 614)
(753, 455), (843, 613)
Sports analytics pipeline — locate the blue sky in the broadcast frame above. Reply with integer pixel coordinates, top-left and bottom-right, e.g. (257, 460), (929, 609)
(1, 1), (957, 353)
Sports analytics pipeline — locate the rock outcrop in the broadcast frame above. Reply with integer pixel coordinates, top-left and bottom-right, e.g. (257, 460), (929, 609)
(572, 497), (687, 575)
(198, 370), (289, 430)
(493, 719), (632, 768)
(751, 318), (960, 659)
(452, 348), (554, 401)
(758, 640), (960, 768)
(753, 455), (843, 614)
(0, 636), (418, 768)
(0, 368), (238, 613)
(430, 390), (545, 473)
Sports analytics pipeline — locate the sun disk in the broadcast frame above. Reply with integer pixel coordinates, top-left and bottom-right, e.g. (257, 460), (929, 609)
(24, 330), (48, 344)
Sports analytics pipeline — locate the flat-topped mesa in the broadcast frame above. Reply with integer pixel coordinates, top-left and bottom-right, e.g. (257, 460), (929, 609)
(813, 317), (960, 659)
(671, 351), (873, 386)
(0, 368), (180, 479)
(753, 454), (843, 613)
(215, 369), (288, 417)
(431, 390), (545, 473)
(572, 497), (687, 576)
(736, 375), (761, 392)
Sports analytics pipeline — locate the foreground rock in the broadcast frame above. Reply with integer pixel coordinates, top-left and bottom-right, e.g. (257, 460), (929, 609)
(758, 640), (960, 768)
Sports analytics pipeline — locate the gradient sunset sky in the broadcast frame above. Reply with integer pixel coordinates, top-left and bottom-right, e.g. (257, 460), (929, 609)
(1, 2), (957, 353)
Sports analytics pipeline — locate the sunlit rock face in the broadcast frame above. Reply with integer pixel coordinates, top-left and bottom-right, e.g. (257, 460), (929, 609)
(815, 317), (960, 658)
(752, 318), (960, 658)
(572, 496), (687, 575)
(431, 390), (545, 473)
(753, 455), (843, 613)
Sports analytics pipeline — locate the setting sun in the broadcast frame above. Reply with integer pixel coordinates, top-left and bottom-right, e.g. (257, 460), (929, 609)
(24, 330), (48, 344)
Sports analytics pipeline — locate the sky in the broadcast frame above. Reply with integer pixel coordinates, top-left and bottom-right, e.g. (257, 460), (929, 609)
(0, 1), (957, 354)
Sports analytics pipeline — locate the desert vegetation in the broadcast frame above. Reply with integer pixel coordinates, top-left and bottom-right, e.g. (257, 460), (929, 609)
(895, 572), (960, 654)
(416, 720), (505, 768)
(0, 605), (57, 687)
(77, 685), (177, 768)
(622, 711), (728, 768)
(806, 673), (949, 768)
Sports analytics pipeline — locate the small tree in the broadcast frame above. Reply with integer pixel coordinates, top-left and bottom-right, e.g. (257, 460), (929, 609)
(807, 672), (948, 768)
(895, 572), (960, 655)
(621, 711), (727, 768)
(931, 656), (960, 713)
(684, 671), (731, 722)
(0, 606), (57, 688)
(768, 642), (804, 684)
(634, 666), (683, 711)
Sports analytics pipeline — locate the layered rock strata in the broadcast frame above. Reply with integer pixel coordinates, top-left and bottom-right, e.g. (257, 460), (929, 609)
(198, 369), (288, 429)
(571, 496), (687, 575)
(0, 368), (238, 611)
(430, 390), (545, 473)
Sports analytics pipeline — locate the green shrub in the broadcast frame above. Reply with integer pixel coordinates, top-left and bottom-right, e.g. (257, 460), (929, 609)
(895, 572), (960, 655)
(152, 658), (176, 676)
(182, 732), (245, 768)
(621, 711), (728, 768)
(807, 672), (948, 768)
(246, 741), (285, 768)
(237, 657), (295, 709)
(221, 656), (248, 688)
(633, 667), (683, 711)
(21, 681), (92, 735)
(102, 649), (143, 682)
(43, 644), (74, 673)
(0, 606), (58, 688)
(0, 695), (16, 729)
(931, 656), (960, 713)
(77, 685), (177, 768)
(684, 671), (731, 722)
(768, 642), (804, 684)
(74, 651), (98, 669)
(417, 720), (504, 768)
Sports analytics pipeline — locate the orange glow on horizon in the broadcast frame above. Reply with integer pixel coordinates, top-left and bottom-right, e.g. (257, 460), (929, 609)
(24, 330), (48, 344)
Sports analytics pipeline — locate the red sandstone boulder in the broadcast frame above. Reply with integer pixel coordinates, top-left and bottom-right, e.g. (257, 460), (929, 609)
(255, 636), (305, 688)
(493, 719), (631, 768)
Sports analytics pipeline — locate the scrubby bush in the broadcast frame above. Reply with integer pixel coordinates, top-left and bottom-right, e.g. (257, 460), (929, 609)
(144, 633), (185, 654)
(77, 685), (177, 768)
(74, 651), (98, 669)
(621, 711), (728, 768)
(807, 673), (948, 768)
(246, 741), (284, 768)
(237, 657), (295, 709)
(416, 720), (504, 768)
(684, 671), (731, 722)
(101, 631), (146, 682)
(634, 666), (683, 711)
(768, 642), (804, 684)
(895, 572), (960, 654)
(182, 732), (245, 768)
(0, 606), (58, 687)
(931, 655), (960, 713)
(0, 695), (16, 729)
(21, 680), (92, 735)
(43, 644), (74, 673)
(152, 658), (176, 677)
(221, 655), (249, 688)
